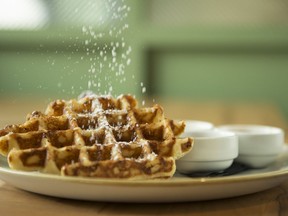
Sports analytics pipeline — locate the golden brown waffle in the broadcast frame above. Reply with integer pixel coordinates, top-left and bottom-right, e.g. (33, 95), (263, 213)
(0, 94), (193, 179)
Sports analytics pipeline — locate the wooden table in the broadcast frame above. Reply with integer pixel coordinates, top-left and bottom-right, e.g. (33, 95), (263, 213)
(0, 98), (288, 216)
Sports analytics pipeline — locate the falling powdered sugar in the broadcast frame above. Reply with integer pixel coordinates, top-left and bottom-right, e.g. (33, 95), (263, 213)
(81, 0), (132, 96)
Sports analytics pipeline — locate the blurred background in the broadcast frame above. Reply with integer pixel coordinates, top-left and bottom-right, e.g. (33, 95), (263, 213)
(0, 0), (288, 119)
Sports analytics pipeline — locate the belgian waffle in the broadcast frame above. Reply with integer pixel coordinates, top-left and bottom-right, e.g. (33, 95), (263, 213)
(0, 94), (193, 179)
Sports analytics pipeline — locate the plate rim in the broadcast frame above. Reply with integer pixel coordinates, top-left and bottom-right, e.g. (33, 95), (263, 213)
(1, 164), (288, 187)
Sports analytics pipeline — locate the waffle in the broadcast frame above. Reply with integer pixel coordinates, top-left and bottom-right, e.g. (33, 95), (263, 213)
(0, 94), (193, 179)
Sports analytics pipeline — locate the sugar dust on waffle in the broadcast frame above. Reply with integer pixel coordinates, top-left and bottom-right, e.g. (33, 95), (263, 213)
(0, 94), (193, 180)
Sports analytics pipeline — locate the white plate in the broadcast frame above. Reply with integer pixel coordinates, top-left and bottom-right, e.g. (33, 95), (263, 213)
(1, 150), (288, 203)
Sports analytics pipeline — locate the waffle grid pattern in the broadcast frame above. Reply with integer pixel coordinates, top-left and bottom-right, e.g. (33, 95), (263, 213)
(0, 94), (193, 179)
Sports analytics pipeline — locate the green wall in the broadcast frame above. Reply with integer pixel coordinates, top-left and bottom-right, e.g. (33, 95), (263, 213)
(0, 1), (288, 118)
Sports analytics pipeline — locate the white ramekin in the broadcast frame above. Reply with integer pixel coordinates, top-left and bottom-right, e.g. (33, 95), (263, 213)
(177, 130), (238, 174)
(217, 125), (285, 168)
(181, 120), (214, 137)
